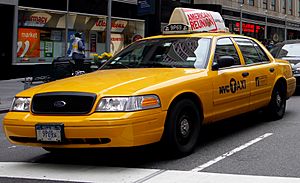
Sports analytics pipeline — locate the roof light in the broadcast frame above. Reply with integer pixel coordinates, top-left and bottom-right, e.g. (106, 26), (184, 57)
(163, 8), (228, 34)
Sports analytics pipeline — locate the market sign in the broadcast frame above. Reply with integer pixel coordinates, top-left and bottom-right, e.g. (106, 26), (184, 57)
(17, 28), (40, 58)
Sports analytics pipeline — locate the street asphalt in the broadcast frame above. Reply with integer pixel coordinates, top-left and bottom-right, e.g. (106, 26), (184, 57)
(0, 78), (25, 113)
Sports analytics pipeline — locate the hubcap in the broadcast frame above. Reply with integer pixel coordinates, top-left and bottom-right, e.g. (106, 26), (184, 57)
(180, 118), (190, 137)
(276, 92), (282, 107)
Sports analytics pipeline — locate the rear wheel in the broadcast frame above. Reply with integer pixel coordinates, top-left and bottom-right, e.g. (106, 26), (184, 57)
(266, 83), (286, 120)
(162, 99), (201, 158)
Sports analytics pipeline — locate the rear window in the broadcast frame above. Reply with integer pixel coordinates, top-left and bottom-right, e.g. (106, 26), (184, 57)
(278, 43), (300, 58)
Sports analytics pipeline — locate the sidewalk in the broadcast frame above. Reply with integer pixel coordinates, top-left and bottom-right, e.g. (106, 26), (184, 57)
(0, 78), (25, 113)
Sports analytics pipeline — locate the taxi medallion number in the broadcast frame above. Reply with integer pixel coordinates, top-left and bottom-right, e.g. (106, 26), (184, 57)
(36, 124), (64, 142)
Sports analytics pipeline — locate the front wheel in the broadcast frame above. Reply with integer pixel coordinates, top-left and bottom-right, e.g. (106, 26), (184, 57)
(162, 99), (201, 158)
(266, 83), (286, 120)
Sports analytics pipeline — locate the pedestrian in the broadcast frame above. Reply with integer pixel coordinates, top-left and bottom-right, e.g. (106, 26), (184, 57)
(71, 32), (85, 74)
(267, 40), (274, 50)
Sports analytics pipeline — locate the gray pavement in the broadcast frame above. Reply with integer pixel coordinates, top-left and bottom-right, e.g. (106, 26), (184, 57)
(0, 78), (25, 113)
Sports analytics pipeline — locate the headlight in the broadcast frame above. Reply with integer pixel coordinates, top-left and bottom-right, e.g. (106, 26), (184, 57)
(96, 95), (161, 112)
(10, 97), (31, 112)
(293, 67), (300, 74)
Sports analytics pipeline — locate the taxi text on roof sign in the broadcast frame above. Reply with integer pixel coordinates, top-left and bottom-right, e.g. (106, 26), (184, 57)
(163, 7), (227, 34)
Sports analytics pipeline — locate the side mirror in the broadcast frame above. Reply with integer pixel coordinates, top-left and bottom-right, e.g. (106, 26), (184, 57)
(212, 56), (235, 71)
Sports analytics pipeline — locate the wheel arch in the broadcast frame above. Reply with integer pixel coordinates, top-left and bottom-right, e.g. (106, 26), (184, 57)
(166, 92), (204, 122)
(274, 77), (287, 98)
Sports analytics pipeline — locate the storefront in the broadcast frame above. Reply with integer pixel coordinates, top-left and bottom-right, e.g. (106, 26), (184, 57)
(0, 0), (18, 79)
(226, 20), (265, 41)
(223, 8), (300, 44)
(15, 8), (145, 65)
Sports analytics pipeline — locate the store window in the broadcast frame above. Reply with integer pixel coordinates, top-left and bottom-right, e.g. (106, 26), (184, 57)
(271, 0), (276, 11)
(299, 0), (300, 16)
(281, 0), (286, 13)
(249, 0), (254, 6)
(298, 0), (300, 17)
(234, 22), (265, 40)
(16, 10), (145, 65)
(263, 0), (268, 9)
(288, 0), (292, 14)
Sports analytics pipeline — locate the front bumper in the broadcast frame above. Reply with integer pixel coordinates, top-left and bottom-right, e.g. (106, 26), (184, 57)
(3, 109), (167, 148)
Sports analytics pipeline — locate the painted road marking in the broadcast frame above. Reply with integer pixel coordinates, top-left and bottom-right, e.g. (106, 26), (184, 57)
(191, 133), (273, 172)
(0, 162), (300, 183)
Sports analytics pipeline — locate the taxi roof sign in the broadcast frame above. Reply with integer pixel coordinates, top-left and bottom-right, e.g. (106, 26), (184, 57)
(163, 8), (227, 34)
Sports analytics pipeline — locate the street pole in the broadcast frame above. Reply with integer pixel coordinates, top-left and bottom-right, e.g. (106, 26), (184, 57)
(65, 0), (69, 58)
(105, 0), (112, 53)
(240, 4), (243, 35)
(264, 10), (267, 40)
(285, 15), (287, 41)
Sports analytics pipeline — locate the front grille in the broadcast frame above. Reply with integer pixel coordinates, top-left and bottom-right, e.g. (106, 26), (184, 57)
(31, 92), (97, 114)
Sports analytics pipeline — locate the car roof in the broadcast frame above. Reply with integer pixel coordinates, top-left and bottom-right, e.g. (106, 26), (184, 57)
(275, 39), (300, 46)
(142, 32), (254, 40)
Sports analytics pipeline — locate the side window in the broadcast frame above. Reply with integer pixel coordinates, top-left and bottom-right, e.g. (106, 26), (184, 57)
(234, 38), (267, 64)
(213, 38), (240, 67)
(253, 42), (270, 62)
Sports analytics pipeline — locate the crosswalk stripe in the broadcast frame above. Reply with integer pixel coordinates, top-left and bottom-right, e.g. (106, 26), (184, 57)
(0, 162), (300, 183)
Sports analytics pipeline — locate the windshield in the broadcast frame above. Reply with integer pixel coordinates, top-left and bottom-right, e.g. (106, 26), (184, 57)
(278, 43), (300, 58)
(101, 38), (211, 69)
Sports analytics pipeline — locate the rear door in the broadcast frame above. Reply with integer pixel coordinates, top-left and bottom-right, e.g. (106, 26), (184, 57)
(233, 38), (276, 111)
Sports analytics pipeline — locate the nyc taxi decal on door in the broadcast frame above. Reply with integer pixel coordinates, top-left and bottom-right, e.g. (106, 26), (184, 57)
(219, 78), (247, 94)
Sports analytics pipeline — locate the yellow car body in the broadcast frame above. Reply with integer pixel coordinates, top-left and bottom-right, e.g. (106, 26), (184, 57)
(3, 8), (296, 157)
(3, 33), (295, 151)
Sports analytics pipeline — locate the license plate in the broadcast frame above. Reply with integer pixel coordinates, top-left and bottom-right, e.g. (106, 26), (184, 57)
(36, 124), (64, 142)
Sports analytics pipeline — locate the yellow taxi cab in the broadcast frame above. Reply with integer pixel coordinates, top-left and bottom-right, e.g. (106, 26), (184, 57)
(3, 8), (296, 157)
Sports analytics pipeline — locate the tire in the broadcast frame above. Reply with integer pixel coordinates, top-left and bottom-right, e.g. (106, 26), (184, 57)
(162, 99), (201, 158)
(266, 83), (286, 120)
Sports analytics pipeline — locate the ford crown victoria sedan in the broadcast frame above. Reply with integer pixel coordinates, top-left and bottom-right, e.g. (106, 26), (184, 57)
(3, 8), (296, 157)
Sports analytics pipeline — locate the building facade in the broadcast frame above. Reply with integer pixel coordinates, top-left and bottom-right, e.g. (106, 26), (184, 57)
(1, 0), (300, 80)
(193, 0), (300, 43)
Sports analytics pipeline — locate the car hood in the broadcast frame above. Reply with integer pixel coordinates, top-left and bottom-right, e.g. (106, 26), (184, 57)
(17, 68), (206, 97)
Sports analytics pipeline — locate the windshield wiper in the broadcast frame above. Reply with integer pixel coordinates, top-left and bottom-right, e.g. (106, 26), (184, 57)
(102, 62), (130, 69)
(138, 62), (173, 68)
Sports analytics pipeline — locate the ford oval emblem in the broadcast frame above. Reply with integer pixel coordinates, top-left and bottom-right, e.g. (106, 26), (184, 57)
(53, 100), (66, 108)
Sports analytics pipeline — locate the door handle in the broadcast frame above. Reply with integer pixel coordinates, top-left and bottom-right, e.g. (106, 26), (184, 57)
(269, 68), (275, 72)
(242, 72), (249, 77)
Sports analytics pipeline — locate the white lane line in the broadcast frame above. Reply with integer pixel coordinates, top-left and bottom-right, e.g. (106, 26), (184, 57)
(7, 146), (16, 149)
(191, 133), (273, 172)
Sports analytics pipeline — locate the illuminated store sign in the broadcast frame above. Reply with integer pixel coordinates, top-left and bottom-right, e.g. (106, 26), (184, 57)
(235, 22), (263, 33)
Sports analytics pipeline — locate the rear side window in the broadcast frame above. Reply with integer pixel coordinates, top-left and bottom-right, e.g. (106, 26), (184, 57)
(234, 38), (269, 64)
